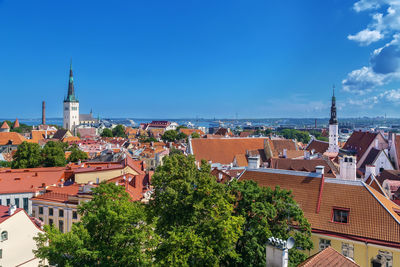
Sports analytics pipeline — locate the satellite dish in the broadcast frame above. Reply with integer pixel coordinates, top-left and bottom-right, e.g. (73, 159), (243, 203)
(286, 237), (295, 249)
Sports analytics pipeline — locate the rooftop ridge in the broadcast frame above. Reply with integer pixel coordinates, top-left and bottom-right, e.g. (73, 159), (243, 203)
(245, 167), (322, 178)
(324, 178), (363, 186)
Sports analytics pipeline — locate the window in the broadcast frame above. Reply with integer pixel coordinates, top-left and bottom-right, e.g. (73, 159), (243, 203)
(0, 248), (2, 258)
(32, 210), (36, 217)
(0, 199), (2, 205)
(319, 238), (331, 251)
(15, 198), (20, 208)
(1, 231), (8, 241)
(332, 208), (349, 224)
(59, 209), (64, 217)
(39, 206), (43, 215)
(342, 243), (354, 259)
(6, 199), (10, 206)
(23, 198), (28, 212)
(49, 218), (53, 226)
(73, 211), (78, 219)
(39, 217), (43, 222)
(49, 208), (53, 216)
(59, 220), (64, 233)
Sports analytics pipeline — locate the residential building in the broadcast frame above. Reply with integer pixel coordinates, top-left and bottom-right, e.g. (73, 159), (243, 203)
(0, 205), (43, 266)
(239, 167), (400, 266)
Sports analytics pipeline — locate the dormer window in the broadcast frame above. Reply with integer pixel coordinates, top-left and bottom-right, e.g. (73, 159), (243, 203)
(332, 208), (349, 224)
(1, 231), (8, 241)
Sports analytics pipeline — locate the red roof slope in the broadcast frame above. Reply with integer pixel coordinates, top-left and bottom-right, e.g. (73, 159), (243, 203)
(270, 158), (336, 177)
(343, 131), (378, 160)
(190, 138), (266, 164)
(0, 205), (23, 223)
(298, 246), (360, 267)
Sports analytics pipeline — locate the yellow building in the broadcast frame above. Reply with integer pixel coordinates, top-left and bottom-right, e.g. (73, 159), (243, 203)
(240, 168), (400, 267)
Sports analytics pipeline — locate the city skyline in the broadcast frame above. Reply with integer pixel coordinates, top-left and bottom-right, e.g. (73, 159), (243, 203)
(1, 0), (400, 118)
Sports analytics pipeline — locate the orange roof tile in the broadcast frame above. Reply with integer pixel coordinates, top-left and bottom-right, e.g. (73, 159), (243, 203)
(0, 132), (26, 145)
(298, 246), (360, 267)
(13, 119), (20, 128)
(0, 167), (66, 194)
(1, 121), (9, 129)
(180, 128), (205, 136)
(190, 138), (267, 164)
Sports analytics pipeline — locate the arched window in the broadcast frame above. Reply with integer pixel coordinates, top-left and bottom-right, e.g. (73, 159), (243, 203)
(1, 231), (8, 241)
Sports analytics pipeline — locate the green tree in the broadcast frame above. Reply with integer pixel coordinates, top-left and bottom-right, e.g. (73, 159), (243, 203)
(11, 142), (42, 169)
(141, 137), (157, 143)
(67, 147), (88, 163)
(42, 141), (67, 167)
(279, 129), (310, 144)
(0, 161), (12, 167)
(112, 124), (126, 138)
(191, 132), (201, 138)
(100, 128), (113, 137)
(176, 131), (187, 141)
(169, 147), (183, 156)
(34, 183), (156, 266)
(149, 154), (244, 266)
(161, 130), (178, 142)
(229, 180), (313, 267)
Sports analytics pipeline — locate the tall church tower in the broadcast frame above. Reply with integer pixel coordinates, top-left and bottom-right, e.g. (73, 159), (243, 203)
(327, 86), (339, 153)
(63, 62), (79, 132)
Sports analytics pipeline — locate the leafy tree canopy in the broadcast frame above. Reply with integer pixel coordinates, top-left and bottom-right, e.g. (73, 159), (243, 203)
(149, 154), (244, 266)
(68, 147), (88, 163)
(229, 180), (313, 267)
(34, 183), (156, 267)
(191, 132), (201, 138)
(112, 125), (126, 138)
(279, 129), (310, 144)
(11, 142), (42, 169)
(42, 141), (67, 167)
(161, 130), (178, 142)
(100, 128), (113, 137)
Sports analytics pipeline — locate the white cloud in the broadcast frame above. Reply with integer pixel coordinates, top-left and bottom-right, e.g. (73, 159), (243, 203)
(379, 88), (400, 101)
(342, 66), (387, 93)
(348, 29), (383, 45)
(343, 2), (400, 93)
(353, 0), (382, 12)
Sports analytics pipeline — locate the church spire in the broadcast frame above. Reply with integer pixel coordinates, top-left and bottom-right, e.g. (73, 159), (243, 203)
(65, 59), (77, 102)
(329, 85), (337, 125)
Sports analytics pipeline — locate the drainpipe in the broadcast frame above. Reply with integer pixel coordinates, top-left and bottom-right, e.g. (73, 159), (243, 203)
(365, 242), (368, 267)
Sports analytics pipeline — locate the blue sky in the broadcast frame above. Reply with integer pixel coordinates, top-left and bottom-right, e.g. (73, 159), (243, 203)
(1, 0), (400, 119)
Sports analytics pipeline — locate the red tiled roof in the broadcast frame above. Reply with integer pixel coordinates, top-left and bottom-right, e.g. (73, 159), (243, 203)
(0, 205), (23, 224)
(13, 119), (20, 128)
(180, 128), (205, 136)
(1, 121), (9, 129)
(0, 132), (26, 145)
(343, 131), (378, 161)
(270, 158), (336, 178)
(298, 246), (360, 267)
(307, 139), (329, 154)
(191, 138), (267, 165)
(0, 167), (66, 194)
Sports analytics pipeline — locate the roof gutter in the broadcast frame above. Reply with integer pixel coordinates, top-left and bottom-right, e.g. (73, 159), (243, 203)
(316, 173), (325, 214)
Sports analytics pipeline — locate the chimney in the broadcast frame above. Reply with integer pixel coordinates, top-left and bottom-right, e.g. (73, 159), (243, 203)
(339, 156), (357, 181)
(304, 151), (310, 160)
(266, 237), (294, 267)
(375, 138), (379, 150)
(282, 149), (287, 158)
(315, 165), (325, 175)
(42, 101), (46, 125)
(248, 155), (260, 169)
(365, 165), (376, 179)
(8, 204), (17, 216)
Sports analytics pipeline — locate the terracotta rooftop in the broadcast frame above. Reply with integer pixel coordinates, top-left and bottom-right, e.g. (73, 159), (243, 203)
(298, 246), (360, 267)
(179, 128), (205, 136)
(190, 138), (267, 165)
(13, 119), (20, 128)
(0, 132), (26, 145)
(343, 131), (379, 161)
(0, 167), (66, 194)
(269, 158), (337, 178)
(307, 139), (329, 154)
(0, 205), (23, 224)
(1, 121), (9, 129)
(240, 169), (400, 248)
